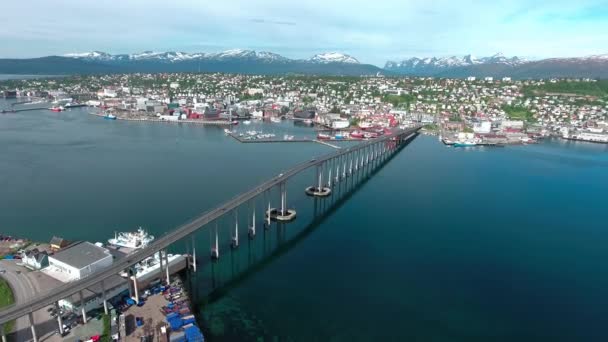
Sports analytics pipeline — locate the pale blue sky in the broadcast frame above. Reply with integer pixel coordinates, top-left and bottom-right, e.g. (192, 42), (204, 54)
(0, 0), (606, 65)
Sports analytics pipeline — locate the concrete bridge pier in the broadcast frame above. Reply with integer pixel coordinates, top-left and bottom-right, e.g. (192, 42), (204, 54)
(192, 235), (198, 272)
(210, 223), (219, 260)
(79, 290), (87, 324)
(101, 280), (109, 315)
(231, 210), (239, 249)
(158, 252), (164, 282)
(28, 312), (38, 342)
(1, 324), (6, 342)
(269, 182), (297, 220)
(306, 164), (331, 197)
(335, 157), (340, 184)
(55, 301), (64, 335)
(131, 276), (139, 302)
(164, 250), (170, 284)
(248, 202), (256, 239)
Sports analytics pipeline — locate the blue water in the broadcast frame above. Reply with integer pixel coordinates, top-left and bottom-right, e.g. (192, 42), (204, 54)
(1, 100), (608, 341)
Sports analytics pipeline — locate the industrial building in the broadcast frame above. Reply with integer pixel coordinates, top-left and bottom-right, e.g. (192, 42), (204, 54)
(47, 241), (113, 282)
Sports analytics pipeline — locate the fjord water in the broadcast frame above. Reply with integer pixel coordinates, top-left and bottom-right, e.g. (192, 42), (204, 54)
(1, 101), (608, 341)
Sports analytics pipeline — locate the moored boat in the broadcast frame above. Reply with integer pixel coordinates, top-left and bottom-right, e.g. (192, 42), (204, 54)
(108, 227), (154, 250)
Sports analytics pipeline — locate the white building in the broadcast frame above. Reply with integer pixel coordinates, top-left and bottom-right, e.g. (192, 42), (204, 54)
(47, 242), (113, 282)
(170, 82), (180, 89)
(502, 77), (512, 82)
(102, 88), (118, 98)
(20, 249), (48, 270)
(501, 120), (525, 129)
(473, 121), (492, 134)
(574, 131), (608, 143)
(484, 77), (494, 82)
(467, 76), (476, 82)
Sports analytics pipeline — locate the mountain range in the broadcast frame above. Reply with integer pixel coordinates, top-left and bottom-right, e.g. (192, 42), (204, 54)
(385, 53), (608, 78)
(0, 50), (607, 78)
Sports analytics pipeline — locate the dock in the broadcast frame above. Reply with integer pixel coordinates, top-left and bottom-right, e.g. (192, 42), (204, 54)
(227, 132), (343, 149)
(89, 112), (231, 126)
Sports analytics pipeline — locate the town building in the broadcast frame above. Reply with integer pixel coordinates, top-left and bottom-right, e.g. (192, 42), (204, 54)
(49, 236), (69, 252)
(47, 241), (113, 282)
(20, 248), (49, 270)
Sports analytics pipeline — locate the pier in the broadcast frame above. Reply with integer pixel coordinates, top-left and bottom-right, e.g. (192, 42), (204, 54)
(88, 112), (232, 126)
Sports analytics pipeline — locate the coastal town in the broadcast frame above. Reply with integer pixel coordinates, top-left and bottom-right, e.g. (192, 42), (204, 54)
(1, 74), (608, 146)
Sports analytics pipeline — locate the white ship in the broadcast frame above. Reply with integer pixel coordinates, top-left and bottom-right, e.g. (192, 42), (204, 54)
(108, 227), (154, 249)
(119, 252), (185, 280)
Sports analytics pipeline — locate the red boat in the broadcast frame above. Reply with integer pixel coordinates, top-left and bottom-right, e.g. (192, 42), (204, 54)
(317, 133), (331, 140)
(50, 106), (63, 112)
(350, 131), (364, 139)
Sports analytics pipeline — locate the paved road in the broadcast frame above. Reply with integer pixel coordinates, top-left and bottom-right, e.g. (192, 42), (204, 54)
(0, 260), (63, 341)
(0, 126), (421, 326)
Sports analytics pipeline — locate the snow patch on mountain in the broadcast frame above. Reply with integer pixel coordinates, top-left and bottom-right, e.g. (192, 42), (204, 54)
(309, 52), (359, 64)
(385, 53), (527, 71)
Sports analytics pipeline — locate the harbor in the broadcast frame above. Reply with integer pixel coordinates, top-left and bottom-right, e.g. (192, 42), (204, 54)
(0, 228), (204, 342)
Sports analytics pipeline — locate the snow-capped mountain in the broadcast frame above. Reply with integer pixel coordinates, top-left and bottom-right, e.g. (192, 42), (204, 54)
(63, 49), (333, 64)
(309, 52), (359, 64)
(385, 52), (608, 78)
(385, 53), (526, 74)
(53, 49), (381, 76)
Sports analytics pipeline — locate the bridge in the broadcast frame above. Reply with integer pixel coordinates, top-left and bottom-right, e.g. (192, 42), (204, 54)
(0, 125), (421, 341)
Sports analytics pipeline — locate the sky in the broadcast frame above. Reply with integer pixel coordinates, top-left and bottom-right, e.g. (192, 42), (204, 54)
(0, 0), (607, 66)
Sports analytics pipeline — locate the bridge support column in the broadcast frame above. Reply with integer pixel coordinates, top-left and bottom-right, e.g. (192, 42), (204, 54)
(192, 235), (197, 272)
(101, 280), (109, 315)
(231, 211), (239, 249)
(306, 164), (331, 197)
(132, 276), (140, 302)
(29, 312), (38, 342)
(164, 250), (170, 284)
(56, 301), (64, 335)
(249, 202), (256, 239)
(1, 324), (6, 342)
(211, 223), (219, 260)
(158, 251), (164, 282)
(79, 290), (87, 324)
(271, 182), (296, 220)
(335, 158), (340, 183)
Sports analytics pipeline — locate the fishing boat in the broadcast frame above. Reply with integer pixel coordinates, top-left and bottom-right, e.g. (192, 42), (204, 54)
(453, 141), (477, 147)
(317, 133), (331, 140)
(108, 227), (154, 250)
(224, 128), (232, 135)
(49, 106), (63, 112)
(119, 252), (185, 279)
(103, 113), (117, 120)
(270, 117), (281, 123)
(243, 120), (251, 125)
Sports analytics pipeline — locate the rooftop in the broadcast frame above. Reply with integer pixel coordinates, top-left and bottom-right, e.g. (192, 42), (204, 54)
(49, 241), (111, 269)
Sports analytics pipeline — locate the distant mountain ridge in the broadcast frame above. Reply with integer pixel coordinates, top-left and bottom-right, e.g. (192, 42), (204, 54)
(63, 49), (360, 64)
(0, 49), (607, 78)
(385, 53), (608, 78)
(0, 50), (375, 76)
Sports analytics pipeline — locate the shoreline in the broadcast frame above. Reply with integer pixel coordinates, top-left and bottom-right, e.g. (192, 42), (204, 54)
(88, 111), (231, 126)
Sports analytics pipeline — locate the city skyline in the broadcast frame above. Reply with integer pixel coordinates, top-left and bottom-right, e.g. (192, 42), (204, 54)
(0, 0), (607, 66)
